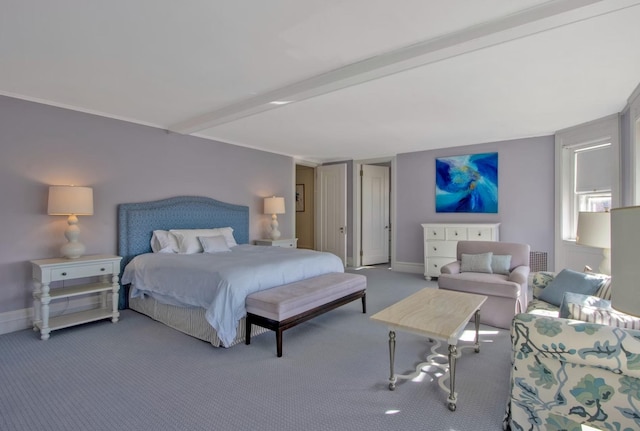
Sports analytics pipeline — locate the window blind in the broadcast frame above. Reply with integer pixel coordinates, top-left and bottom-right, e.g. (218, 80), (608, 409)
(575, 144), (612, 193)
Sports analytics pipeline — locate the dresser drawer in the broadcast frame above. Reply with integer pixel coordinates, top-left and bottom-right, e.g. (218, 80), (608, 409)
(48, 263), (115, 282)
(467, 227), (494, 241)
(424, 227), (445, 240)
(445, 227), (468, 240)
(426, 240), (457, 258)
(426, 257), (457, 276)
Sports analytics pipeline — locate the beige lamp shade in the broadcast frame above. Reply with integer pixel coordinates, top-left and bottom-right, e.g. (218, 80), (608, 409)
(611, 206), (640, 317)
(576, 212), (610, 249)
(47, 185), (93, 259)
(48, 186), (94, 215)
(576, 211), (611, 274)
(264, 196), (285, 215)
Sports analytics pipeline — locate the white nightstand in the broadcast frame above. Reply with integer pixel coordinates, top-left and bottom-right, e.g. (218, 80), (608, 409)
(255, 238), (298, 248)
(30, 254), (122, 340)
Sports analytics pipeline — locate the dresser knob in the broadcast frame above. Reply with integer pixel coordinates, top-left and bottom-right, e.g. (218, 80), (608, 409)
(454, 231), (458, 236)
(100, 268), (106, 271)
(61, 272), (67, 276)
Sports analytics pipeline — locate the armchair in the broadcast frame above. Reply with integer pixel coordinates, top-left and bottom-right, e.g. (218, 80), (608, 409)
(437, 240), (530, 329)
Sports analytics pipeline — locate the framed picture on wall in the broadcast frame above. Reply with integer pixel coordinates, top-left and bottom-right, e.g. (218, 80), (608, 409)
(296, 184), (305, 212)
(435, 152), (498, 213)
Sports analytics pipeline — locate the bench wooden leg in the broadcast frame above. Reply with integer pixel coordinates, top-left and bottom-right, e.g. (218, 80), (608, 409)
(362, 293), (367, 313)
(276, 328), (284, 357)
(245, 316), (252, 345)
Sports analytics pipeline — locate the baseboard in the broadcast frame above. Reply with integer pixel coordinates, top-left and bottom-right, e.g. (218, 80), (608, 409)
(0, 295), (104, 335)
(392, 261), (424, 274)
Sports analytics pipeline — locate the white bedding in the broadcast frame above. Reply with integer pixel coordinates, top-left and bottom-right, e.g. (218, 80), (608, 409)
(121, 245), (344, 346)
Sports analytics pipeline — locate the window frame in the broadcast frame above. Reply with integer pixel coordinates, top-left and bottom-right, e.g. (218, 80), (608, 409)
(555, 115), (620, 269)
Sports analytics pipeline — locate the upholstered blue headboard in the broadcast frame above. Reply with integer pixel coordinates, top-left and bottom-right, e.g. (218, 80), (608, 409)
(117, 195), (249, 308)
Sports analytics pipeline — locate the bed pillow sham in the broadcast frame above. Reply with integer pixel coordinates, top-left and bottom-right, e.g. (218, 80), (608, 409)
(150, 230), (179, 253)
(169, 228), (237, 254)
(198, 235), (231, 253)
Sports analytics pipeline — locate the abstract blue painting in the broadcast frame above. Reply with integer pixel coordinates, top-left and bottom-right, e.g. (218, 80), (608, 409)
(435, 152), (498, 213)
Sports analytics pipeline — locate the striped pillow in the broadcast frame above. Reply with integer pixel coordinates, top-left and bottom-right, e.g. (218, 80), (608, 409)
(594, 277), (612, 300)
(568, 302), (640, 329)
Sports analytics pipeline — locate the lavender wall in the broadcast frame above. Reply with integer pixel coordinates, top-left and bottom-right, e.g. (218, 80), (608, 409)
(395, 136), (555, 268)
(0, 96), (293, 313)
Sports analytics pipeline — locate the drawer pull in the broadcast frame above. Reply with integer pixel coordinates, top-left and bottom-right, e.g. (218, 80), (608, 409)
(432, 247), (437, 251)
(61, 272), (67, 276)
(454, 231), (458, 236)
(100, 268), (106, 271)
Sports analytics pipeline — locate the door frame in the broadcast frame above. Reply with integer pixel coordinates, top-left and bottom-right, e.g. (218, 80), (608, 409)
(353, 156), (396, 268)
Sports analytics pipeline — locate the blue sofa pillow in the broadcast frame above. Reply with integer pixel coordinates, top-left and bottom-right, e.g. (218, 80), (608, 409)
(538, 269), (603, 307)
(559, 292), (611, 319)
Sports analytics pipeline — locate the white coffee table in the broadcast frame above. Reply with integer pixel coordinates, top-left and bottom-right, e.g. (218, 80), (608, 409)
(370, 288), (488, 411)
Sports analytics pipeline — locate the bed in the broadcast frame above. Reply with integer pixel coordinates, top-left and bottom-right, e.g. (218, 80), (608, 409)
(118, 195), (345, 348)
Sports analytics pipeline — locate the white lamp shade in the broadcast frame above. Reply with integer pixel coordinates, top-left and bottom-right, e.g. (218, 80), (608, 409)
(264, 196), (285, 215)
(576, 212), (610, 249)
(611, 206), (640, 317)
(48, 186), (94, 215)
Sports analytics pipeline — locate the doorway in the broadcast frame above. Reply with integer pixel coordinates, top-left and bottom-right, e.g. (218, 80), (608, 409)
(354, 159), (392, 268)
(295, 165), (315, 250)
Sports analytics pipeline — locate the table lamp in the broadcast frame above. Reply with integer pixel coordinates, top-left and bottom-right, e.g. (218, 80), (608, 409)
(610, 206), (640, 317)
(264, 196), (285, 240)
(48, 185), (94, 259)
(576, 211), (610, 275)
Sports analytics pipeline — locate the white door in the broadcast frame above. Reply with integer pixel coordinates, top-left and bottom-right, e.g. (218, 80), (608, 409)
(361, 165), (390, 265)
(317, 164), (347, 266)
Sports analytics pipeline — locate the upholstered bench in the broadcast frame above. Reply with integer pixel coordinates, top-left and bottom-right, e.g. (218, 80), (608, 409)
(245, 272), (367, 357)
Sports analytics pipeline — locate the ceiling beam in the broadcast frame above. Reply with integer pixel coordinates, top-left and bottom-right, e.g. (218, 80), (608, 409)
(169, 0), (639, 135)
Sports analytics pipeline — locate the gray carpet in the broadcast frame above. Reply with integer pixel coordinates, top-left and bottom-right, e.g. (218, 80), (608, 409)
(0, 267), (511, 430)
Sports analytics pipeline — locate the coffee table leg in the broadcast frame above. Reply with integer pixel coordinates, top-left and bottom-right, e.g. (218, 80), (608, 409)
(474, 310), (481, 353)
(388, 330), (396, 390)
(448, 344), (457, 411)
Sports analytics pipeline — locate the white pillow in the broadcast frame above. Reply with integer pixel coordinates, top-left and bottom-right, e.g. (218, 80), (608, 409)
(213, 227), (238, 248)
(169, 228), (238, 254)
(150, 230), (179, 253)
(198, 236), (231, 253)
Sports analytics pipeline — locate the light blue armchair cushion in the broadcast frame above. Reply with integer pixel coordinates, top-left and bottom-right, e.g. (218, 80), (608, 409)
(538, 268), (602, 306)
(491, 254), (512, 275)
(460, 252), (493, 273)
(558, 292), (611, 319)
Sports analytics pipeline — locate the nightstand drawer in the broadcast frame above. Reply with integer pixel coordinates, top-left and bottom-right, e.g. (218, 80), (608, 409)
(49, 263), (115, 281)
(255, 238), (298, 248)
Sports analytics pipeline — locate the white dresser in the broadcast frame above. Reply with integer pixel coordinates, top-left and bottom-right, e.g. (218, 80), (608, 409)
(421, 223), (500, 280)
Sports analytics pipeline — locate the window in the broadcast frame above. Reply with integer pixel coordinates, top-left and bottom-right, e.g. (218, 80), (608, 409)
(555, 115), (620, 250)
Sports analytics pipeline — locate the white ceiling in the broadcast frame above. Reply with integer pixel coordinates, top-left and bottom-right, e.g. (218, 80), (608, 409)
(2, 0), (640, 163)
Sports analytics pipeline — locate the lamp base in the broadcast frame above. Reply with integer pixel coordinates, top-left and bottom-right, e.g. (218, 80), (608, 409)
(270, 214), (281, 240)
(61, 241), (86, 259)
(598, 248), (611, 275)
(61, 215), (86, 259)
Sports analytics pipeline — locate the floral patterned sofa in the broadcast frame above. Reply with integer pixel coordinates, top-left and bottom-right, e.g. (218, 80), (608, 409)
(504, 271), (640, 431)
